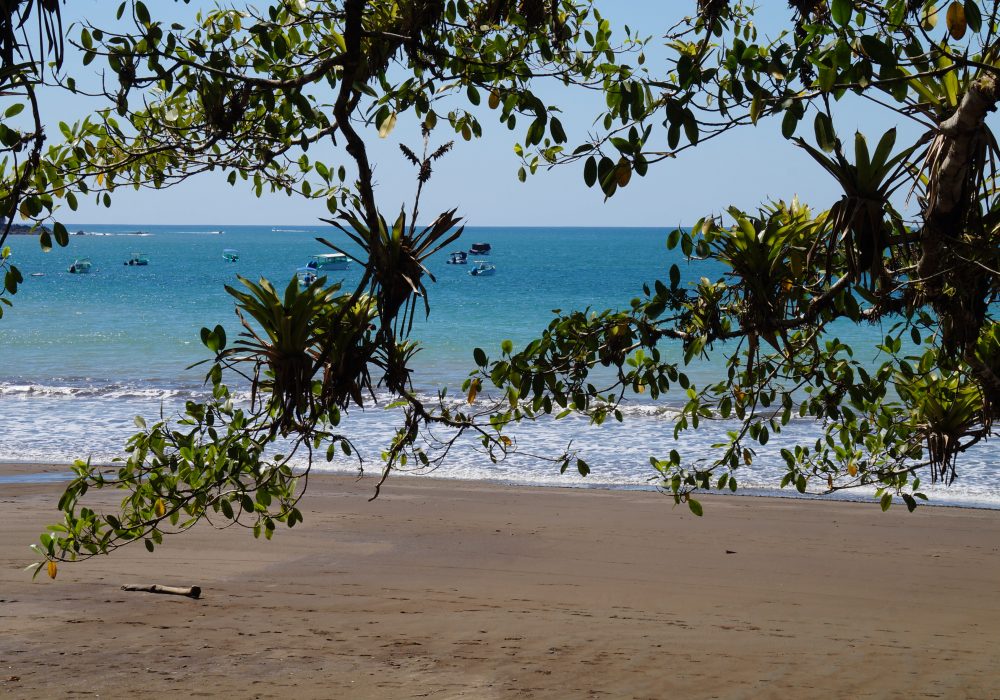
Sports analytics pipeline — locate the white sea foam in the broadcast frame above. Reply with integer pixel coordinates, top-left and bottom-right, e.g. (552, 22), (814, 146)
(0, 382), (205, 400)
(3, 388), (994, 509)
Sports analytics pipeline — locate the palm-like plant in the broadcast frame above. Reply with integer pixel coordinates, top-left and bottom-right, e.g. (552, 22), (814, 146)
(221, 275), (376, 435)
(897, 367), (984, 484)
(319, 206), (463, 392)
(795, 128), (919, 286)
(703, 200), (820, 352)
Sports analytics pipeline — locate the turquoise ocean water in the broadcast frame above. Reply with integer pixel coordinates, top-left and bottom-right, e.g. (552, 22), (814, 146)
(1, 224), (997, 507)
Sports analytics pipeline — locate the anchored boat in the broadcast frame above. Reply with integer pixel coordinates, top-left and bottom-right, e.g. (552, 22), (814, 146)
(307, 252), (351, 270)
(296, 267), (318, 287)
(468, 260), (496, 277)
(68, 258), (92, 274)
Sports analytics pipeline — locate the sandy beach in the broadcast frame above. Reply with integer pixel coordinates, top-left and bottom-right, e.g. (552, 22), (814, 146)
(2, 467), (999, 699)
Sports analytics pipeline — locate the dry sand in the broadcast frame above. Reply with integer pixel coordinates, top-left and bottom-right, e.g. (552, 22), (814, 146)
(2, 466), (999, 699)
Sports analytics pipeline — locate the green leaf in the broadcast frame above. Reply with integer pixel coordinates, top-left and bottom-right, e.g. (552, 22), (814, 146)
(860, 35), (895, 66)
(53, 222), (69, 247)
(965, 1), (982, 32)
(583, 156), (597, 187)
(550, 117), (567, 144)
(669, 264), (680, 289)
(273, 33), (288, 59)
(682, 109), (699, 145)
(749, 93), (764, 125)
(212, 324), (226, 350)
(687, 498), (703, 516)
(666, 228), (681, 249)
(4, 269), (20, 294)
(135, 1), (150, 25)
(200, 325), (226, 353)
(880, 491), (893, 511)
(814, 112), (836, 153)
(781, 109), (800, 139)
(473, 347), (487, 367)
(831, 0), (852, 26)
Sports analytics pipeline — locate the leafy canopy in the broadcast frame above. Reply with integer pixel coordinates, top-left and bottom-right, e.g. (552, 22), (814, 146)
(485, 0), (1000, 515)
(26, 0), (641, 576)
(22, 0), (1000, 575)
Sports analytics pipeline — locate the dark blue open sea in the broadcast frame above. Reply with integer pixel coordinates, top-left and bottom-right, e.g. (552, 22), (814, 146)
(1, 224), (997, 508)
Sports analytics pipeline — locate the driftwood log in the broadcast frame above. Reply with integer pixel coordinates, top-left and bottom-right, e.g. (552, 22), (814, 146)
(121, 583), (201, 599)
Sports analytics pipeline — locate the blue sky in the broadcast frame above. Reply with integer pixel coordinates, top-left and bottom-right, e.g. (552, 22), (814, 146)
(41, 1), (899, 227)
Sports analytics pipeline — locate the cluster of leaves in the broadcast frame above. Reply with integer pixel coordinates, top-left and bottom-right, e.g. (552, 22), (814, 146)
(49, 0), (639, 214)
(31, 0), (627, 573)
(33, 209), (534, 573)
(487, 0), (1000, 512)
(0, 2), (77, 312)
(33, 276), (362, 573)
(30, 0), (1000, 575)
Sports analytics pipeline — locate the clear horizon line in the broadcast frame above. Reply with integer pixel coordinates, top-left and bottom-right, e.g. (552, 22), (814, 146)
(59, 222), (681, 229)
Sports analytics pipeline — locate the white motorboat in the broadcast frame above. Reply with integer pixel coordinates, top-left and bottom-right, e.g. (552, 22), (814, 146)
(468, 260), (496, 277)
(68, 258), (92, 274)
(308, 253), (351, 270)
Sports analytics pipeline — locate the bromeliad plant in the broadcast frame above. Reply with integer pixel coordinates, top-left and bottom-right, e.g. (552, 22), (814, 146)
(794, 128), (920, 288)
(221, 275), (378, 433)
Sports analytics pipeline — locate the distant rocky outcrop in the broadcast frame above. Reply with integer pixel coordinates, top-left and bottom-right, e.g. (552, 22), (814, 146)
(2, 220), (50, 235)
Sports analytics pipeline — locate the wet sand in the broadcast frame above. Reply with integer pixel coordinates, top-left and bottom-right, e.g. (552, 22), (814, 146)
(2, 468), (999, 698)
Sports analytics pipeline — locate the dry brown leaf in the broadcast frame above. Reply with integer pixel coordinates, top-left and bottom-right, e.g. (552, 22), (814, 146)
(946, 1), (967, 40)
